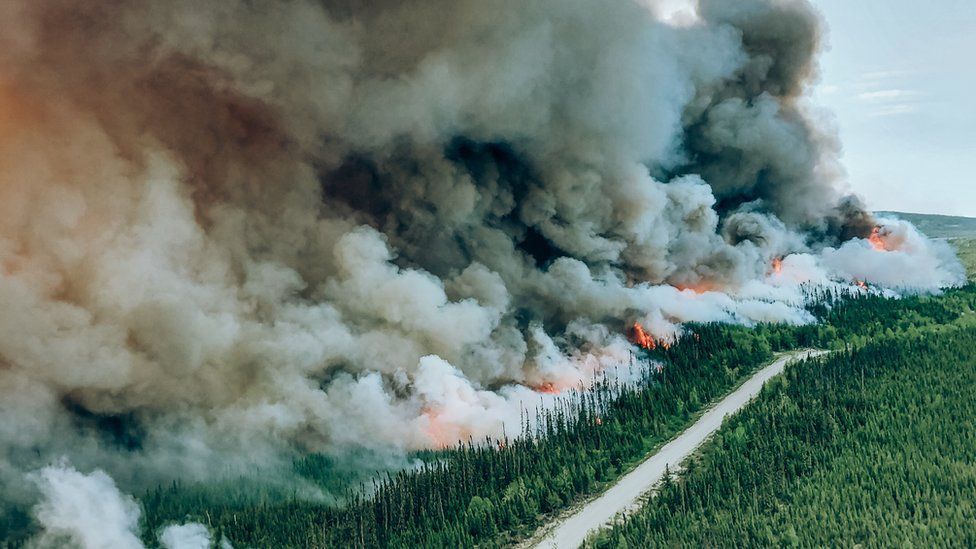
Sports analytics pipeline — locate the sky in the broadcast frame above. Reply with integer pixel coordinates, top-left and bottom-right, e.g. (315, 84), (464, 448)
(653, 0), (976, 217)
(812, 0), (976, 217)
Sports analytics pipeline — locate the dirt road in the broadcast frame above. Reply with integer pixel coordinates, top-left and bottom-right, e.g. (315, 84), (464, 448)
(531, 350), (821, 549)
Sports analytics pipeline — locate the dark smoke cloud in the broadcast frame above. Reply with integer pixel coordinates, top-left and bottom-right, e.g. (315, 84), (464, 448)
(0, 0), (962, 507)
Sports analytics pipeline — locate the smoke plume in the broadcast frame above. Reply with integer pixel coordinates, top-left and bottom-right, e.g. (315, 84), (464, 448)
(27, 461), (215, 549)
(0, 0), (963, 508)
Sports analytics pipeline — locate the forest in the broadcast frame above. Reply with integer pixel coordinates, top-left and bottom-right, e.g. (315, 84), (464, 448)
(136, 318), (778, 547)
(589, 321), (976, 547)
(134, 284), (975, 547)
(3, 284), (974, 547)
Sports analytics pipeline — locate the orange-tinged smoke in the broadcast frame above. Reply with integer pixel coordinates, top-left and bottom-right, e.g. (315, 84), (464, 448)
(771, 257), (783, 275)
(421, 408), (463, 449)
(672, 283), (715, 294)
(869, 227), (886, 252)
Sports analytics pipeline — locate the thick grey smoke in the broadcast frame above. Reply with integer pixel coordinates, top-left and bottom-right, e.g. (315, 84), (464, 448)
(0, 0), (963, 510)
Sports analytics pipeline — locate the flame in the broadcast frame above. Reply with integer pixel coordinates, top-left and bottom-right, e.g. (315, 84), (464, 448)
(869, 227), (886, 252)
(854, 279), (867, 289)
(595, 417), (602, 426)
(771, 257), (783, 274)
(532, 382), (561, 395)
(630, 322), (656, 350)
(629, 322), (672, 351)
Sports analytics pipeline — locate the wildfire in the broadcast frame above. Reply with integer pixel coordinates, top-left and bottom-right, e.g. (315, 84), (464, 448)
(868, 227), (886, 252)
(771, 257), (783, 275)
(421, 408), (461, 449)
(672, 283), (713, 294)
(630, 322), (656, 350)
(854, 279), (867, 289)
(629, 322), (671, 351)
(533, 382), (561, 395)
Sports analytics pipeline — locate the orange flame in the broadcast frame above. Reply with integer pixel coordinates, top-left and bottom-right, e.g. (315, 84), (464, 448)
(595, 417), (603, 426)
(869, 227), (886, 252)
(630, 322), (656, 350)
(629, 322), (672, 350)
(771, 257), (783, 274)
(854, 279), (867, 289)
(532, 382), (561, 395)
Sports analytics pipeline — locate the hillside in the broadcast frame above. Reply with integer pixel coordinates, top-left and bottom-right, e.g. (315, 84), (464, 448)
(878, 211), (976, 280)
(877, 211), (976, 239)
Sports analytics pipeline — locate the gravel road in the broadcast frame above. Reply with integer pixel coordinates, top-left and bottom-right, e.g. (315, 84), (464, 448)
(532, 350), (821, 549)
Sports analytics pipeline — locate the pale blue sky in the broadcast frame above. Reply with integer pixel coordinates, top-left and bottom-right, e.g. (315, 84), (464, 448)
(813, 0), (976, 216)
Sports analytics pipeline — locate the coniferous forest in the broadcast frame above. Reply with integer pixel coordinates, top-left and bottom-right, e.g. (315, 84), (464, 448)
(590, 322), (976, 547)
(132, 284), (976, 548)
(3, 285), (975, 547)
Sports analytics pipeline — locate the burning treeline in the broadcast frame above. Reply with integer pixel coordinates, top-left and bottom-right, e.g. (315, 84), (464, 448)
(629, 322), (672, 351)
(0, 0), (964, 506)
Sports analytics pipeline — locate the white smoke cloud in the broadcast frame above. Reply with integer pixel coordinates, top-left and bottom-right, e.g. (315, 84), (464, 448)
(28, 463), (144, 549)
(27, 462), (217, 549)
(158, 524), (215, 549)
(820, 218), (966, 290)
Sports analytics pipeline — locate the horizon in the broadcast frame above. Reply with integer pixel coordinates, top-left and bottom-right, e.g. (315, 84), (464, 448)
(877, 210), (976, 219)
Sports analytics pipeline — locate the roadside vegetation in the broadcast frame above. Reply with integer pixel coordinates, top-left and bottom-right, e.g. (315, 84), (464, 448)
(590, 323), (976, 547)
